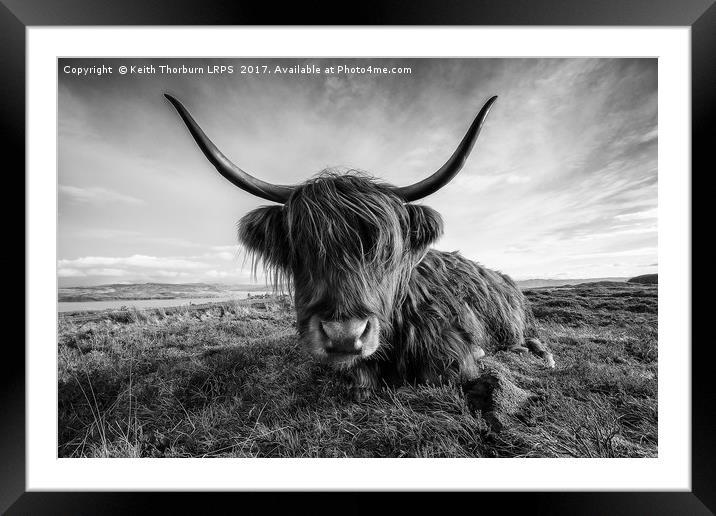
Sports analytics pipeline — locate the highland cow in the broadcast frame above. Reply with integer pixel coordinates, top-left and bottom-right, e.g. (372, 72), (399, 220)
(165, 93), (555, 413)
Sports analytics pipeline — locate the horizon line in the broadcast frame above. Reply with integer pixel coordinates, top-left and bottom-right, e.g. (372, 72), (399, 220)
(58, 274), (659, 289)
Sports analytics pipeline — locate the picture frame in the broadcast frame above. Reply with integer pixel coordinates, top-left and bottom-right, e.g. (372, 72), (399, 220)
(4, 0), (710, 513)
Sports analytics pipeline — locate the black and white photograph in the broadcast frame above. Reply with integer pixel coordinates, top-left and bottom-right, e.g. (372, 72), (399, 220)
(57, 57), (658, 459)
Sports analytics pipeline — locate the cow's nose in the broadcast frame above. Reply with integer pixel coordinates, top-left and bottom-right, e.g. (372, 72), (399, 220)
(320, 318), (369, 354)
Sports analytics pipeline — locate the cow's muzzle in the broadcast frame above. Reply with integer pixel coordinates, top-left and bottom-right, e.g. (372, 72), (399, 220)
(307, 315), (381, 362)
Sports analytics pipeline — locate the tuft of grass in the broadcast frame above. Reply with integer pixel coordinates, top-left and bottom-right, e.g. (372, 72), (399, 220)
(59, 284), (657, 458)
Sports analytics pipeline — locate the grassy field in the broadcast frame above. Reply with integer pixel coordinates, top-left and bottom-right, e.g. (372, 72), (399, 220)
(57, 282), (657, 458)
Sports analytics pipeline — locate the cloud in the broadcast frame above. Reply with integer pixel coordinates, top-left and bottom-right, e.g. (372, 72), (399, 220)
(86, 268), (130, 276)
(198, 246), (243, 262)
(451, 174), (507, 192)
(56, 252), (261, 284)
(58, 254), (209, 270)
(210, 245), (240, 252)
(60, 185), (144, 205)
(154, 270), (191, 278)
(58, 267), (130, 277)
(569, 246), (657, 260)
(79, 229), (202, 248)
(57, 268), (86, 278)
(212, 251), (236, 261)
(614, 208), (657, 222)
(638, 127), (658, 144)
(505, 174), (531, 185)
(564, 225), (657, 243)
(206, 270), (231, 278)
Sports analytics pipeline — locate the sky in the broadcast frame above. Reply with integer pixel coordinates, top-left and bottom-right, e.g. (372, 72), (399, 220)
(58, 58), (657, 287)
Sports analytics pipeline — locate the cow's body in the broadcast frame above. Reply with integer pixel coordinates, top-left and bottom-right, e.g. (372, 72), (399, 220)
(339, 246), (540, 398)
(391, 249), (528, 381)
(249, 173), (552, 400)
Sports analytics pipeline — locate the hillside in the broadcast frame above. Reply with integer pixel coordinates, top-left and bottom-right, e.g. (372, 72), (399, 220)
(58, 282), (272, 302)
(627, 274), (658, 285)
(516, 277), (627, 289)
(57, 282), (657, 458)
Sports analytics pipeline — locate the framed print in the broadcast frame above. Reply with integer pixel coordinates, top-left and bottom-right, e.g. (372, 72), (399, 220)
(4, 0), (711, 513)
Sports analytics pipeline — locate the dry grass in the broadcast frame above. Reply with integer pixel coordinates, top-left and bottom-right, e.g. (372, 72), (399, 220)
(57, 283), (657, 458)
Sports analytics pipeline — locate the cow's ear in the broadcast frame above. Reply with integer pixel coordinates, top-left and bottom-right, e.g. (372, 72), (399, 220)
(238, 205), (291, 272)
(405, 204), (444, 252)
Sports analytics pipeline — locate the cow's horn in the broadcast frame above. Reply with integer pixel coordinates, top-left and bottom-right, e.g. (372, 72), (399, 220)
(164, 94), (294, 203)
(392, 96), (498, 202)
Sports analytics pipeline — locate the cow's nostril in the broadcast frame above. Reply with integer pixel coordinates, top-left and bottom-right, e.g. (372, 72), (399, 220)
(361, 319), (371, 340)
(319, 318), (371, 354)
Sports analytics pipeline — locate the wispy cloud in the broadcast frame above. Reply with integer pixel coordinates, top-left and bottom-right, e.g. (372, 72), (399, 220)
(79, 229), (202, 248)
(58, 254), (209, 270)
(614, 208), (657, 222)
(58, 267), (130, 278)
(60, 185), (144, 205)
(57, 252), (259, 284)
(569, 246), (658, 260)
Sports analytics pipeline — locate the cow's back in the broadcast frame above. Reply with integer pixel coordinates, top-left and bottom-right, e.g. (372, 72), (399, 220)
(388, 249), (529, 383)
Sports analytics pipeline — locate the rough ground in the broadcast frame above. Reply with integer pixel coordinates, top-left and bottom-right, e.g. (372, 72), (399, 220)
(57, 282), (657, 458)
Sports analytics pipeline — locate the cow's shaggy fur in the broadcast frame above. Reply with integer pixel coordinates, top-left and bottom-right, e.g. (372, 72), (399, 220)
(238, 171), (553, 411)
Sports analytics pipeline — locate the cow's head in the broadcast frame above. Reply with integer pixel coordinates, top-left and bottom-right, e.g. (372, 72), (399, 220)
(165, 93), (497, 366)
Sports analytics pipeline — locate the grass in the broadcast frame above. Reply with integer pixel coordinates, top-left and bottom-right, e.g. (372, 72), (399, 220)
(57, 283), (657, 458)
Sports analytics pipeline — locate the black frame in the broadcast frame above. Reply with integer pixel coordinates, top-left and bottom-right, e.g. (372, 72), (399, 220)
(3, 1), (710, 513)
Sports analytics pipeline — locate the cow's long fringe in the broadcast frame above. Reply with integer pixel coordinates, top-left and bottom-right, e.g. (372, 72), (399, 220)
(285, 170), (407, 272)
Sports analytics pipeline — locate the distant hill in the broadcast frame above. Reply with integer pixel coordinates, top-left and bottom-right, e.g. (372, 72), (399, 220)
(58, 282), (272, 302)
(59, 279), (635, 302)
(516, 277), (627, 289)
(627, 274), (658, 285)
